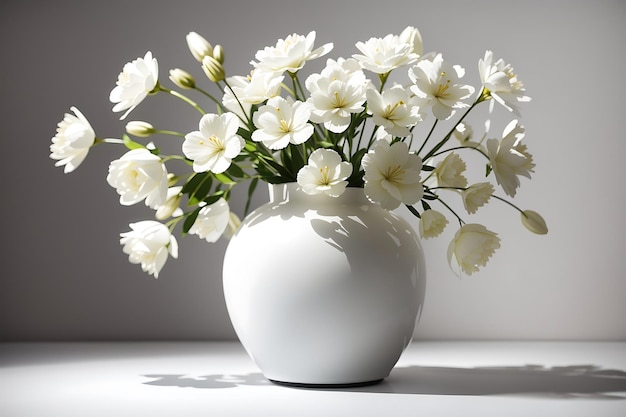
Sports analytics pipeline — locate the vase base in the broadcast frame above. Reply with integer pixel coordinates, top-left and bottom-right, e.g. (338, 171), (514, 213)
(269, 378), (384, 389)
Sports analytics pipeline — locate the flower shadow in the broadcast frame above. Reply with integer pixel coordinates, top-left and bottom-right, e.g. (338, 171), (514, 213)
(141, 364), (626, 399)
(142, 372), (272, 389)
(344, 364), (626, 399)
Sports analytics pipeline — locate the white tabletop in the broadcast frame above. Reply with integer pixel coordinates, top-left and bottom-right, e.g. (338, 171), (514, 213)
(1, 341), (625, 416)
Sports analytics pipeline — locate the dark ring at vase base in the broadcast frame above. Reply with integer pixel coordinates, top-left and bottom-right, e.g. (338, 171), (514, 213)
(269, 378), (384, 389)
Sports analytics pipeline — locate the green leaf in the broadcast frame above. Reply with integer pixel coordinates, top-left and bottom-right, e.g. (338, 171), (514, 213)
(244, 142), (257, 152)
(406, 205), (421, 219)
(214, 172), (237, 185)
(244, 177), (259, 215)
(182, 172), (213, 206)
(122, 134), (144, 150)
(182, 172), (206, 194)
(182, 207), (202, 235)
(318, 141), (335, 148)
(226, 163), (245, 179)
(237, 127), (252, 142)
(202, 192), (225, 206)
(422, 165), (435, 171)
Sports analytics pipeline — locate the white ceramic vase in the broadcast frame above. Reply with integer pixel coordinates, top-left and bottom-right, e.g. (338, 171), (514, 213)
(222, 183), (426, 387)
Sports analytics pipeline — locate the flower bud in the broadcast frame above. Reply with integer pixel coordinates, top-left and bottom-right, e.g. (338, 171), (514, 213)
(202, 55), (225, 82)
(125, 121), (155, 137)
(186, 32), (213, 62)
(224, 211), (242, 240)
(521, 210), (548, 235)
(169, 68), (196, 89)
(399, 26), (423, 56)
(155, 186), (183, 220)
(213, 44), (225, 64)
(166, 173), (178, 187)
(419, 209), (448, 239)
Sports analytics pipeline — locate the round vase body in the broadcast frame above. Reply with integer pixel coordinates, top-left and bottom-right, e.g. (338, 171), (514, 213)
(223, 183), (426, 386)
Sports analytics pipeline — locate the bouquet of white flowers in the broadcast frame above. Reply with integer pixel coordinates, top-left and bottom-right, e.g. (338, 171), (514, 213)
(50, 27), (547, 278)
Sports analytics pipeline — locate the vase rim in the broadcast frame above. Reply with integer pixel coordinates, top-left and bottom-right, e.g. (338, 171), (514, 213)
(268, 182), (369, 204)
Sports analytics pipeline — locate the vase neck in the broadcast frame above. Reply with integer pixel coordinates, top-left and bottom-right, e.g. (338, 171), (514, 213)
(269, 183), (369, 205)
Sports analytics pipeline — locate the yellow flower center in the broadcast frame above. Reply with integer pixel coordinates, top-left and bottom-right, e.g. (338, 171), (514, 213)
(207, 135), (225, 152)
(318, 165), (331, 185)
(279, 119), (291, 133)
(435, 78), (451, 98)
(383, 165), (404, 184)
(383, 101), (405, 120)
(333, 91), (346, 109)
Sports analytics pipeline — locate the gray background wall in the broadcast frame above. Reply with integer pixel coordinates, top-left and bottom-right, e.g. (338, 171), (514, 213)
(1, 0), (625, 341)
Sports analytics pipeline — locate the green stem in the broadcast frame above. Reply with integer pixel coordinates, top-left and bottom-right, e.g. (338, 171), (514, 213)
(423, 96), (482, 161)
(159, 86), (206, 115)
(437, 196), (465, 226)
(417, 119), (438, 156)
(194, 86), (226, 111)
(423, 188), (465, 226)
(155, 129), (185, 138)
(287, 71), (307, 101)
(430, 145), (489, 160)
(161, 154), (188, 163)
(222, 79), (253, 129)
(165, 214), (185, 232)
(95, 137), (124, 145)
(378, 72), (390, 92)
(280, 82), (296, 97)
(490, 194), (525, 215)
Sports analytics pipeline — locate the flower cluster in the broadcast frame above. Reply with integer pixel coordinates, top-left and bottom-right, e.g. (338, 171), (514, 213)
(50, 27), (547, 278)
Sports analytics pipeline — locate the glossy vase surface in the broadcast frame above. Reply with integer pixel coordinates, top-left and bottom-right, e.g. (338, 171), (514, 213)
(222, 183), (426, 386)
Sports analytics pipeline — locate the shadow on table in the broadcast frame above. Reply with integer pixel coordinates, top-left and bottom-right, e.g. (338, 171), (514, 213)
(143, 373), (272, 389)
(142, 364), (626, 399)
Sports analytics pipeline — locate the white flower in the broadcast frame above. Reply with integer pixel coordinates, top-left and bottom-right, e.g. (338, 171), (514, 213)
(434, 152), (468, 188)
(186, 32), (213, 62)
(375, 126), (393, 143)
(353, 33), (419, 74)
(50, 106), (95, 173)
(109, 51), (159, 120)
(479, 50), (531, 116)
(305, 58), (368, 133)
(419, 209), (448, 239)
(399, 26), (423, 56)
(366, 84), (422, 137)
(120, 220), (178, 278)
(188, 198), (231, 243)
(461, 182), (494, 214)
(362, 141), (423, 210)
(521, 210), (548, 235)
(409, 54), (474, 120)
(183, 113), (244, 174)
(252, 96), (313, 150)
(447, 223), (500, 275)
(222, 71), (284, 124)
(297, 149), (353, 197)
(486, 120), (534, 197)
(155, 186), (184, 220)
(252, 31), (333, 74)
(107, 148), (168, 209)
